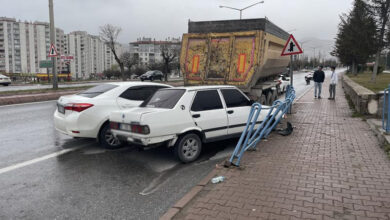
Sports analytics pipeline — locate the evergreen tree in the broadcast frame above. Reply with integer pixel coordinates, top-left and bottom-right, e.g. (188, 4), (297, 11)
(332, 0), (377, 74)
(368, 0), (390, 81)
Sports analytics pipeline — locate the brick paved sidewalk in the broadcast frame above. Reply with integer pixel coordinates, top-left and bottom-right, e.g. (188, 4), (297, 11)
(173, 79), (390, 220)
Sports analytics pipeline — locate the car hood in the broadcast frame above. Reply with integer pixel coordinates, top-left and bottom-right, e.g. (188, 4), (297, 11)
(109, 107), (169, 124)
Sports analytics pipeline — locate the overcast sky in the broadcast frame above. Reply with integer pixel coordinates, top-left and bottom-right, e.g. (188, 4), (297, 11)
(1, 0), (354, 44)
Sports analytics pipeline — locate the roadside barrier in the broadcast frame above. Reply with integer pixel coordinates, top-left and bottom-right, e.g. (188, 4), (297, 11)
(382, 85), (390, 133)
(228, 86), (296, 166)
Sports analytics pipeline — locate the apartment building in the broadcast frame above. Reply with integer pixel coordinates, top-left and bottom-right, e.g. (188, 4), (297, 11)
(129, 37), (181, 66)
(0, 17), (66, 74)
(0, 16), (123, 80)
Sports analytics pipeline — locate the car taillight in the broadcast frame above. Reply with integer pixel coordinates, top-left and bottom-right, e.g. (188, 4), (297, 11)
(110, 122), (119, 130)
(64, 103), (94, 112)
(131, 124), (150, 134)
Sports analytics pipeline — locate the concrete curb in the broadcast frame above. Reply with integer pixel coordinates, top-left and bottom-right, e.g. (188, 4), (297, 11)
(160, 169), (218, 220)
(0, 90), (81, 106)
(366, 119), (390, 146)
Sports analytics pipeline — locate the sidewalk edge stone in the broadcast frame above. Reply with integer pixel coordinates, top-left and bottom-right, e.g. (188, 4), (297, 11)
(159, 169), (218, 219)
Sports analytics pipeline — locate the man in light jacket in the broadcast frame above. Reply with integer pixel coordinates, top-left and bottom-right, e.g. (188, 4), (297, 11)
(328, 66), (337, 100)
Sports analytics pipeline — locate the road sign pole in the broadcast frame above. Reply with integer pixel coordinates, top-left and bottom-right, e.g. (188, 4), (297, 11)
(288, 55), (293, 114)
(49, 0), (58, 89)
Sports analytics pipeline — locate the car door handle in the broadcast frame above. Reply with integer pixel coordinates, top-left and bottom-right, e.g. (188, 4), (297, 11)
(227, 110), (234, 114)
(192, 114), (201, 118)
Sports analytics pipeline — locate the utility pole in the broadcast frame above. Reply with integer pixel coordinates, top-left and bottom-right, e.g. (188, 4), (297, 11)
(49, 0), (58, 89)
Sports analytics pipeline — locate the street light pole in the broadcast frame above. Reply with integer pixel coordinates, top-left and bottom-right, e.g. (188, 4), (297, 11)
(219, 1), (265, 20)
(49, 0), (58, 89)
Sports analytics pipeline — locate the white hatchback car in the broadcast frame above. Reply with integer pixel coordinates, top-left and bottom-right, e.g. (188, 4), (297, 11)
(110, 86), (274, 163)
(0, 74), (11, 86)
(54, 82), (171, 149)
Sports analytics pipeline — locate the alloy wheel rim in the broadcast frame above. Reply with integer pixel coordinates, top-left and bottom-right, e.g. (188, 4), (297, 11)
(105, 129), (120, 146)
(182, 138), (199, 160)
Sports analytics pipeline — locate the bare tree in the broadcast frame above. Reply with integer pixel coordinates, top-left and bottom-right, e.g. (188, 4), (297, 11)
(121, 52), (139, 78)
(160, 43), (180, 81)
(369, 0), (390, 82)
(100, 24), (125, 81)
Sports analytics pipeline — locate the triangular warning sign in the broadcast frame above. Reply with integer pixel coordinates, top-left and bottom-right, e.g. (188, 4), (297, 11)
(281, 35), (303, 56)
(48, 43), (58, 57)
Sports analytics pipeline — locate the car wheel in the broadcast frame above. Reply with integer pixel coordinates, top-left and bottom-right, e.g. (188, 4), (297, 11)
(141, 79), (144, 82)
(99, 123), (123, 149)
(259, 94), (266, 105)
(160, 76), (163, 81)
(174, 133), (202, 163)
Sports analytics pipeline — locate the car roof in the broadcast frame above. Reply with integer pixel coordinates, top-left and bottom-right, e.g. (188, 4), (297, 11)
(164, 85), (237, 91)
(106, 81), (172, 87)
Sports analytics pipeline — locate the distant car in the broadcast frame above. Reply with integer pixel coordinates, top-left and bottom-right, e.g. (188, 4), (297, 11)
(140, 70), (164, 81)
(109, 85), (282, 163)
(305, 72), (313, 85)
(54, 82), (172, 149)
(0, 74), (11, 86)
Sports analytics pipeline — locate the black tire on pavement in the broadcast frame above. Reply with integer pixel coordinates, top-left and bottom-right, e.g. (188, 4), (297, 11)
(271, 90), (278, 104)
(259, 94), (267, 105)
(266, 91), (273, 105)
(141, 79), (144, 82)
(150, 76), (154, 81)
(174, 133), (202, 163)
(99, 122), (124, 149)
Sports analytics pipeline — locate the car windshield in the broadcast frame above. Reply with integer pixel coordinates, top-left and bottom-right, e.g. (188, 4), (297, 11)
(78, 84), (118, 98)
(143, 71), (154, 76)
(141, 89), (185, 109)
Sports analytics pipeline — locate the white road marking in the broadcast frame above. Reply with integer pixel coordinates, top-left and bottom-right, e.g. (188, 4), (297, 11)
(0, 146), (84, 175)
(0, 100), (56, 108)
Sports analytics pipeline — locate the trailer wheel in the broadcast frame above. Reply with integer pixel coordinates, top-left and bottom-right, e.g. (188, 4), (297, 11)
(271, 90), (278, 103)
(266, 91), (273, 105)
(259, 94), (266, 105)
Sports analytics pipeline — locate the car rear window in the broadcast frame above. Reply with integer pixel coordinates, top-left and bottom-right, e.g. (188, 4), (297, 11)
(141, 89), (185, 109)
(78, 84), (118, 98)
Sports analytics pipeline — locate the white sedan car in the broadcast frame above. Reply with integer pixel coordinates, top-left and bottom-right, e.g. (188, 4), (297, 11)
(0, 74), (11, 86)
(110, 86), (276, 163)
(54, 82), (171, 149)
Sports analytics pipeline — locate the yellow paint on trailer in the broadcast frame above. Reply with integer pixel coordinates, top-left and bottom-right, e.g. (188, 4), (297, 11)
(180, 30), (289, 90)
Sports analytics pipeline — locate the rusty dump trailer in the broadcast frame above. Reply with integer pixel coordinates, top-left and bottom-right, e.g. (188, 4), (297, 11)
(180, 18), (290, 104)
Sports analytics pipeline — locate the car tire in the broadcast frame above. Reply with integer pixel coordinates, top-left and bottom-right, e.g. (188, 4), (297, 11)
(259, 94), (267, 105)
(150, 77), (154, 81)
(160, 76), (163, 81)
(99, 122), (123, 149)
(174, 133), (202, 163)
(141, 79), (144, 82)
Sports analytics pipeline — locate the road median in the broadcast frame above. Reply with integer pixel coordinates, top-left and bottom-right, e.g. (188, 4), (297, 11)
(0, 89), (83, 106)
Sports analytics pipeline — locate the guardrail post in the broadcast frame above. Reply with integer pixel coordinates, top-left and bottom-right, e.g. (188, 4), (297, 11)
(383, 85), (390, 134)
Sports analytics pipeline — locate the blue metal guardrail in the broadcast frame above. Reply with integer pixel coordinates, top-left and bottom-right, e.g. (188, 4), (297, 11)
(382, 85), (390, 133)
(229, 86), (296, 166)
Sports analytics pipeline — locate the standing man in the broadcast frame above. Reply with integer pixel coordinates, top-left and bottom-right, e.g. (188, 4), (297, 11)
(328, 66), (337, 100)
(313, 66), (325, 99)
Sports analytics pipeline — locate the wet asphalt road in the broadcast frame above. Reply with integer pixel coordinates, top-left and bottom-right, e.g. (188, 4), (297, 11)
(0, 70), (340, 219)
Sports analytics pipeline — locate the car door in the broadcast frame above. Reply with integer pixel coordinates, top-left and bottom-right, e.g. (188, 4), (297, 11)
(190, 89), (228, 139)
(116, 86), (167, 109)
(220, 88), (253, 135)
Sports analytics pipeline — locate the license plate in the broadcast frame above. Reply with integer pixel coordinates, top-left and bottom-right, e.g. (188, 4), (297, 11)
(57, 104), (65, 114)
(120, 123), (131, 131)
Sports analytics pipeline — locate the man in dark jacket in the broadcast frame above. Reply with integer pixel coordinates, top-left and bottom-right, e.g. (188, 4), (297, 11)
(313, 66), (325, 99)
